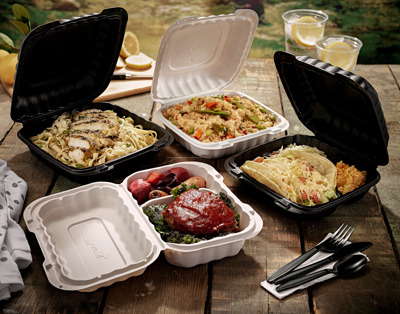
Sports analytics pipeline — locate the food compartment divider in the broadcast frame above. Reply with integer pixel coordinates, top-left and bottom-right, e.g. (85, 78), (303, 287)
(223, 51), (389, 218)
(225, 134), (381, 218)
(24, 162), (263, 290)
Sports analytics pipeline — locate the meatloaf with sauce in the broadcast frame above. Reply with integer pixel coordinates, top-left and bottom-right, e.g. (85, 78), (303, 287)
(162, 189), (239, 237)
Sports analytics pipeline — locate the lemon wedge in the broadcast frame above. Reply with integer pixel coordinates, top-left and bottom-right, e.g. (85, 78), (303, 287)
(320, 41), (357, 71)
(115, 56), (125, 68)
(120, 31), (140, 58)
(125, 55), (153, 70)
(291, 16), (324, 47)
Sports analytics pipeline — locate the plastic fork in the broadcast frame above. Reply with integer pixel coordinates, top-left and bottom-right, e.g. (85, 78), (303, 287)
(267, 224), (354, 284)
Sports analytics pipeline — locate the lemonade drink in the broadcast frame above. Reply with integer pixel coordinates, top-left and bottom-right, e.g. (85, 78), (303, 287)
(316, 35), (363, 72)
(283, 9), (328, 58)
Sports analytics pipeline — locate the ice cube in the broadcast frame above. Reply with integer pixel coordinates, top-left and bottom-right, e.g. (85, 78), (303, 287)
(325, 37), (344, 47)
(288, 14), (300, 24)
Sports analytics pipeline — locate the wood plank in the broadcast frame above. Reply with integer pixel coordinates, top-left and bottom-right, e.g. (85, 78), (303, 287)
(105, 256), (208, 313)
(355, 64), (400, 255)
(389, 64), (400, 83)
(0, 77), (13, 98)
(277, 62), (400, 312)
(2, 90), (159, 309)
(283, 65), (400, 312)
(210, 60), (309, 312)
(0, 123), (54, 211)
(101, 143), (211, 312)
(95, 92), (212, 311)
(215, 159), (309, 313)
(0, 123), (105, 311)
(2, 61), (399, 313)
(301, 191), (400, 313)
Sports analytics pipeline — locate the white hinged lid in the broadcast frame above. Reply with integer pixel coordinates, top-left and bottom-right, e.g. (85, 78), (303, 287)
(151, 9), (259, 104)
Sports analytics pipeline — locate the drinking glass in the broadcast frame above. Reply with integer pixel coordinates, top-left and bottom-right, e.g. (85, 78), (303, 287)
(282, 9), (328, 58)
(315, 35), (363, 72)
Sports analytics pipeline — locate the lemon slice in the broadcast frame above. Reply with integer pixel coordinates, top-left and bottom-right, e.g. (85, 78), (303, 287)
(115, 56), (125, 68)
(125, 55), (153, 69)
(320, 42), (357, 71)
(120, 31), (140, 58)
(291, 16), (324, 47)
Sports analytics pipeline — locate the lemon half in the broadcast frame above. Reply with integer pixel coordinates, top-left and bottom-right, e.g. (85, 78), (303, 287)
(320, 42), (357, 71)
(125, 55), (153, 69)
(291, 16), (324, 47)
(120, 31), (140, 58)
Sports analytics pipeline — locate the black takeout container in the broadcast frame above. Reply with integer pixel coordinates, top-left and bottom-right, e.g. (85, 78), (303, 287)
(10, 8), (173, 183)
(224, 51), (389, 218)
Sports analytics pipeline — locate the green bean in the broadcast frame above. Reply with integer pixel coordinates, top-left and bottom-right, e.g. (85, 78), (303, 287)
(192, 109), (231, 116)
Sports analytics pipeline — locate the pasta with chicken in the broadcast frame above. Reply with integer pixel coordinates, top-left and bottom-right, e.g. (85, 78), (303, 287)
(30, 109), (158, 168)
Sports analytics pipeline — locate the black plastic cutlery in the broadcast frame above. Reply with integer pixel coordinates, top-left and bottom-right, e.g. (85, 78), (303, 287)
(274, 242), (372, 285)
(276, 254), (368, 292)
(267, 224), (354, 283)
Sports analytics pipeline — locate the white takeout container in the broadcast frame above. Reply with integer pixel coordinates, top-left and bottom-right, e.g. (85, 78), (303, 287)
(152, 10), (289, 158)
(24, 162), (263, 292)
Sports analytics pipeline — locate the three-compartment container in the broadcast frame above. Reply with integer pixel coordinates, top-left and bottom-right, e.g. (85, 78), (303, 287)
(225, 51), (389, 218)
(24, 162), (263, 291)
(10, 8), (173, 183)
(152, 10), (289, 158)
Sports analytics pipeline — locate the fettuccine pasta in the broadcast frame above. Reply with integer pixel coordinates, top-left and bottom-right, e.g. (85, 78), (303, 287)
(30, 109), (158, 169)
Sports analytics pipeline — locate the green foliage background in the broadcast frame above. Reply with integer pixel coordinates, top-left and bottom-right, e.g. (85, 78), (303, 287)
(0, 0), (399, 64)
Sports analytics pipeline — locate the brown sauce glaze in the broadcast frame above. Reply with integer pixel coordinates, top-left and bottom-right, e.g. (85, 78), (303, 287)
(162, 189), (239, 236)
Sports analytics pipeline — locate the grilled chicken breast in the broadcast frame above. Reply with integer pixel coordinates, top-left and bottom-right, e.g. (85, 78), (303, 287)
(66, 132), (114, 150)
(66, 109), (120, 166)
(73, 109), (118, 123)
(69, 119), (119, 137)
(68, 148), (94, 167)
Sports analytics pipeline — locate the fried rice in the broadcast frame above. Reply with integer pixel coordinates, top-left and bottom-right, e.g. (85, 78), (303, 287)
(162, 94), (278, 143)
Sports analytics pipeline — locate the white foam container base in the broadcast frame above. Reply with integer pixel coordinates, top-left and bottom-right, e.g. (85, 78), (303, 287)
(151, 10), (289, 158)
(155, 91), (289, 158)
(24, 162), (263, 292)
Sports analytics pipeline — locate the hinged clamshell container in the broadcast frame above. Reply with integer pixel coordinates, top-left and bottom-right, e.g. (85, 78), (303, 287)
(11, 8), (173, 183)
(225, 51), (389, 218)
(152, 10), (289, 158)
(24, 162), (263, 291)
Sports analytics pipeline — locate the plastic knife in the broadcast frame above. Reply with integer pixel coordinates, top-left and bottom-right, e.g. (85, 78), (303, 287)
(274, 242), (373, 285)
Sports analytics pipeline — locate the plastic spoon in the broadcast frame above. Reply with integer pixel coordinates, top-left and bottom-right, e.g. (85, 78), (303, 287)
(276, 254), (368, 292)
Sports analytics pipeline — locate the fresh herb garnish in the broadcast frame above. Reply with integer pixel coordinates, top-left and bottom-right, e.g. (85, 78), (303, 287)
(170, 183), (199, 198)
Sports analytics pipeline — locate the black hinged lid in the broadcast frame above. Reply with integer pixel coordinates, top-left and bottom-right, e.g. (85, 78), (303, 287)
(274, 51), (389, 167)
(11, 7), (128, 124)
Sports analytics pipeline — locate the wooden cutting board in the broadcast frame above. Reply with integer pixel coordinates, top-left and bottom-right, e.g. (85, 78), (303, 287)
(0, 78), (13, 98)
(1, 52), (155, 103)
(95, 53), (155, 102)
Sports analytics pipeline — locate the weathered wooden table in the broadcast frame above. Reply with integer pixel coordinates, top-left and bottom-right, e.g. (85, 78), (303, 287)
(1, 60), (399, 313)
